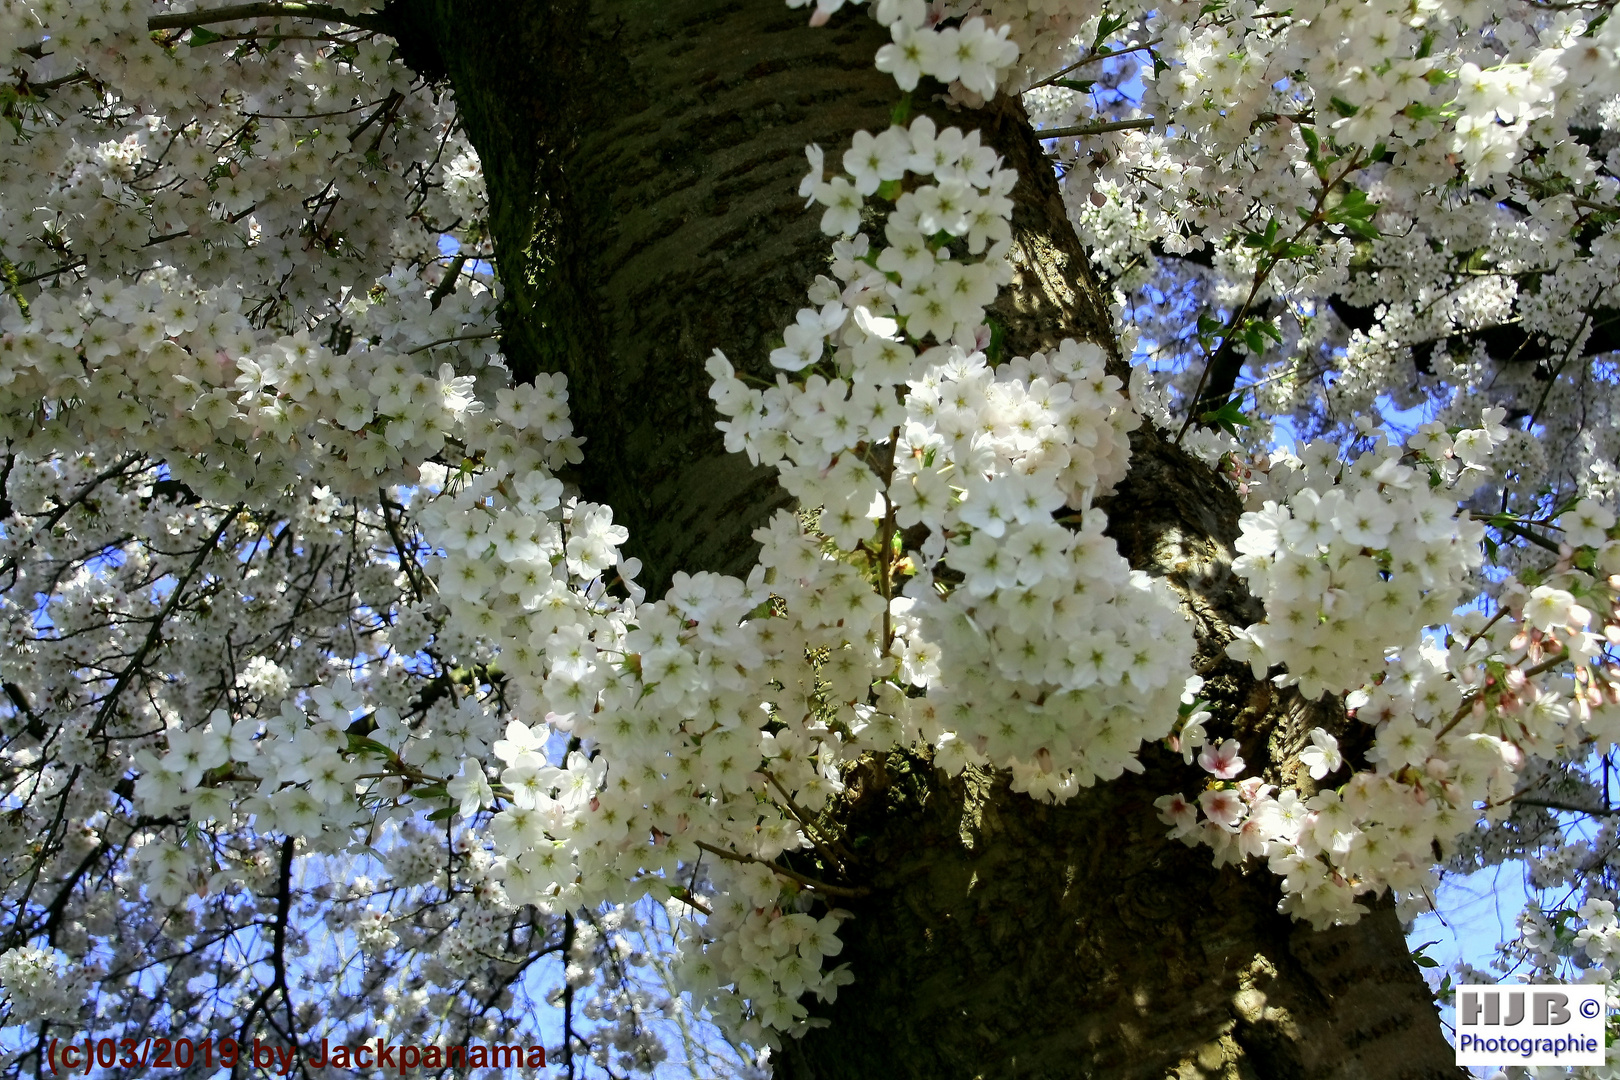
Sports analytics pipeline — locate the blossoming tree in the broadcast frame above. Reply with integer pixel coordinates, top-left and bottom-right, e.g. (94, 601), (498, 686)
(1, 0), (1618, 1076)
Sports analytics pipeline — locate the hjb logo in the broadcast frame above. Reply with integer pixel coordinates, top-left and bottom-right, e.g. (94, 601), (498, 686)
(1453, 984), (1605, 1067)
(1459, 989), (1574, 1027)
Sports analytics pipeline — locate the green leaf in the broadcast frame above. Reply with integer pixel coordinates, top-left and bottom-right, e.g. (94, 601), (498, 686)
(1053, 78), (1097, 93)
(875, 178), (903, 202)
(425, 805), (456, 821)
(1329, 96), (1360, 118)
(1095, 11), (1128, 45)
(1411, 939), (1442, 968)
(1300, 125), (1321, 160)
(1199, 399), (1253, 435)
(1236, 315), (1281, 352)
(346, 734), (395, 759)
(188, 26), (224, 46)
(1242, 218), (1280, 252)
(890, 92), (913, 127)
(1334, 187), (1376, 218)
(1339, 217), (1381, 240)
(986, 317), (1006, 365)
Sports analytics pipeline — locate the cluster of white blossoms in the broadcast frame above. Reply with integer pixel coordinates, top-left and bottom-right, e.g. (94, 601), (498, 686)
(421, 472), (878, 1042)
(1226, 411), (1509, 699)
(0, 946), (86, 1023)
(712, 113), (1194, 799)
(1035, 0), (1620, 507)
(0, 0), (677, 1060)
(673, 876), (855, 1035)
(788, 0), (1019, 99)
(0, 277), (510, 502)
(797, 0), (1140, 99)
(1160, 432), (1620, 926)
(900, 346), (1193, 801)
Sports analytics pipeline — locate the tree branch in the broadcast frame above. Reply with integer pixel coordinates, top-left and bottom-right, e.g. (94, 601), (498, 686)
(89, 504), (243, 739)
(406, 330), (497, 354)
(1514, 796), (1620, 816)
(1026, 38), (1162, 91)
(147, 2), (386, 33)
(1037, 118), (1155, 139)
(763, 769), (853, 870)
(692, 840), (869, 898)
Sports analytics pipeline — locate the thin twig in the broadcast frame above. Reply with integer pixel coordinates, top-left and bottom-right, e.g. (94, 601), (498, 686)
(668, 886), (711, 916)
(1027, 38), (1163, 91)
(762, 770), (852, 869)
(378, 493), (426, 601)
(692, 840), (868, 898)
(1179, 149), (1368, 439)
(1463, 607), (1509, 652)
(89, 504), (243, 739)
(1, 765), (81, 951)
(1513, 796), (1620, 816)
(1434, 651), (1569, 741)
(1493, 518), (1562, 554)
(406, 331), (497, 354)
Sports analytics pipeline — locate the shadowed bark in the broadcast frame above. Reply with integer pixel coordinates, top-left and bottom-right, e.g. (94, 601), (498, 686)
(391, 1), (1466, 1075)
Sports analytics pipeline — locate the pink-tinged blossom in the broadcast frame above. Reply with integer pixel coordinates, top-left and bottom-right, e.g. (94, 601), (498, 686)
(1199, 788), (1246, 831)
(1198, 739), (1246, 779)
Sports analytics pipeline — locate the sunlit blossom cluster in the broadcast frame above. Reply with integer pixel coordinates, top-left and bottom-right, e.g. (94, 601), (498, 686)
(1226, 411), (1509, 698)
(1160, 442), (1620, 929)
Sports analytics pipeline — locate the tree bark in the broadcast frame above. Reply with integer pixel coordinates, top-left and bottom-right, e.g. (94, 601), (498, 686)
(390, 1), (1466, 1075)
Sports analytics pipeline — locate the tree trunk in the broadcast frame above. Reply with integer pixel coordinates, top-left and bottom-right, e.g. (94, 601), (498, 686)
(388, 1), (1466, 1075)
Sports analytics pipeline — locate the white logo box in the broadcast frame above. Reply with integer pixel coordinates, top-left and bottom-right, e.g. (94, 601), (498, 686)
(1455, 984), (1606, 1068)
